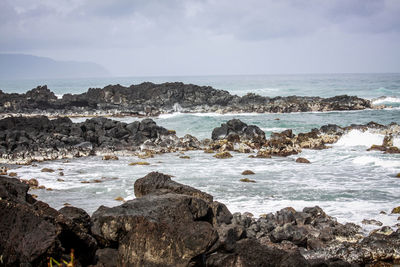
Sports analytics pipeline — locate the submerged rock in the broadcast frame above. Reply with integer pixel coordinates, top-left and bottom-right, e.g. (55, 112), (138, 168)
(296, 157), (311, 164)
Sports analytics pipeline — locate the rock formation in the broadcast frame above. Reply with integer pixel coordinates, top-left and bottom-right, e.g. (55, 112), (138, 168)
(0, 83), (374, 117)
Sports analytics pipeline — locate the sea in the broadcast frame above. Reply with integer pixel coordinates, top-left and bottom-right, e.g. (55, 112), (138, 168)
(1, 73), (400, 232)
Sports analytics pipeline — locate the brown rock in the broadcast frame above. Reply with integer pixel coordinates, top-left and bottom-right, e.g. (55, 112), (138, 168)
(240, 178), (256, 183)
(114, 196), (125, 201)
(255, 150), (272, 158)
(241, 170), (255, 175)
(213, 151), (233, 159)
(59, 172), (64, 176)
(102, 155), (119, 160)
(179, 155), (191, 159)
(396, 173), (400, 178)
(296, 157), (311, 164)
(41, 168), (55, 173)
(204, 149), (214, 153)
(385, 146), (400, 154)
(28, 178), (39, 187)
(129, 161), (150, 166)
(57, 178), (65, 182)
(8, 172), (17, 177)
(391, 206), (400, 214)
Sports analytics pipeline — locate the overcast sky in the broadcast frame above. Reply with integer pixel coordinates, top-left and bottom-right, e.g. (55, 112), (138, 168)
(1, 0), (400, 76)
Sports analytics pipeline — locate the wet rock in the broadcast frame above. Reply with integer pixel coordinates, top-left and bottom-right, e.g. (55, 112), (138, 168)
(134, 171), (213, 202)
(28, 178), (39, 187)
(242, 170), (255, 175)
(362, 219), (383, 226)
(8, 172), (17, 177)
(102, 155), (119, 160)
(41, 167), (55, 173)
(391, 206), (400, 214)
(114, 196), (125, 201)
(128, 161), (150, 166)
(212, 119), (266, 144)
(179, 155), (191, 159)
(59, 171), (64, 176)
(214, 151), (233, 159)
(240, 178), (256, 183)
(296, 157), (311, 164)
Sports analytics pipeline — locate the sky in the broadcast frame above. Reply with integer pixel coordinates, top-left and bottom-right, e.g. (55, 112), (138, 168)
(1, 0), (400, 76)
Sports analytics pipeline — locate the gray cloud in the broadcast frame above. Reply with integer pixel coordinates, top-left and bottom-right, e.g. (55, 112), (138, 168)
(0, 0), (399, 75)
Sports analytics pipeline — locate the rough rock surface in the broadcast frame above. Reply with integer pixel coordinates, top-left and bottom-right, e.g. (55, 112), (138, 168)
(0, 83), (374, 116)
(91, 172), (310, 267)
(1, 173), (399, 266)
(0, 116), (197, 164)
(0, 175), (97, 266)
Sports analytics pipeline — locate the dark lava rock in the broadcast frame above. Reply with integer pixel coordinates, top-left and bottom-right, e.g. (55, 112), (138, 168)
(134, 171), (213, 202)
(0, 83), (373, 116)
(91, 193), (218, 266)
(0, 116), (175, 163)
(0, 175), (97, 266)
(211, 119), (266, 143)
(206, 238), (310, 267)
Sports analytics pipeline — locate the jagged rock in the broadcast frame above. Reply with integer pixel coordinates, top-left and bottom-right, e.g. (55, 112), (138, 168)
(392, 206), (400, 214)
(206, 238), (310, 267)
(0, 175), (97, 266)
(91, 193), (218, 266)
(212, 119), (266, 144)
(0, 83), (373, 116)
(134, 171), (213, 203)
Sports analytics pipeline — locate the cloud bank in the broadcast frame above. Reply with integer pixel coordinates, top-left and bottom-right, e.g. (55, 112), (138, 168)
(1, 0), (399, 76)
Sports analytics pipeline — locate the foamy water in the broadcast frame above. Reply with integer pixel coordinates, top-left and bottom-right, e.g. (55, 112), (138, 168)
(12, 129), (400, 232)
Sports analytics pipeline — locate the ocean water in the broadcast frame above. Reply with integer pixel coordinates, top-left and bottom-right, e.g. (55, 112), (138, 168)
(3, 73), (400, 231)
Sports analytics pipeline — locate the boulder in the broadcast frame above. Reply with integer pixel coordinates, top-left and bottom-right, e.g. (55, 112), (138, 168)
(91, 193), (218, 266)
(134, 171), (213, 203)
(211, 119), (265, 143)
(296, 157), (311, 164)
(0, 176), (97, 266)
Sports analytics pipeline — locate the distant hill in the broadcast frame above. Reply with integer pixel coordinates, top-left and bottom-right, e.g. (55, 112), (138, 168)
(0, 54), (110, 79)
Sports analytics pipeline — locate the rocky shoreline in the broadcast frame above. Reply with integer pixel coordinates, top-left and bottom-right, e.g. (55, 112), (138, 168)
(1, 172), (399, 266)
(1, 115), (399, 165)
(0, 83), (380, 117)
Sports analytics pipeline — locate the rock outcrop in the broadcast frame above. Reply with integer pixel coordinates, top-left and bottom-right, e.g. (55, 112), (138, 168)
(0, 116), (198, 164)
(0, 83), (374, 117)
(0, 175), (97, 266)
(1, 173), (399, 266)
(91, 172), (309, 267)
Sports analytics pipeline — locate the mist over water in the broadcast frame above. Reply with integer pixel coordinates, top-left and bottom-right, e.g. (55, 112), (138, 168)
(5, 73), (400, 231)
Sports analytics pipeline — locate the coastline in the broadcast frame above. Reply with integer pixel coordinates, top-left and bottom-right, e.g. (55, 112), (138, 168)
(0, 82), (399, 266)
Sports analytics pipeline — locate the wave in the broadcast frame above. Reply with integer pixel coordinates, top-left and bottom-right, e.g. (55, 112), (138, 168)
(372, 96), (400, 105)
(353, 156), (400, 168)
(261, 127), (288, 132)
(334, 130), (385, 148)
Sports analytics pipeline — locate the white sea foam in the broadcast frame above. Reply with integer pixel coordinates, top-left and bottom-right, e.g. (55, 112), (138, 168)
(334, 130), (384, 147)
(352, 156), (400, 168)
(55, 94), (64, 99)
(372, 96), (400, 105)
(261, 127), (288, 132)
